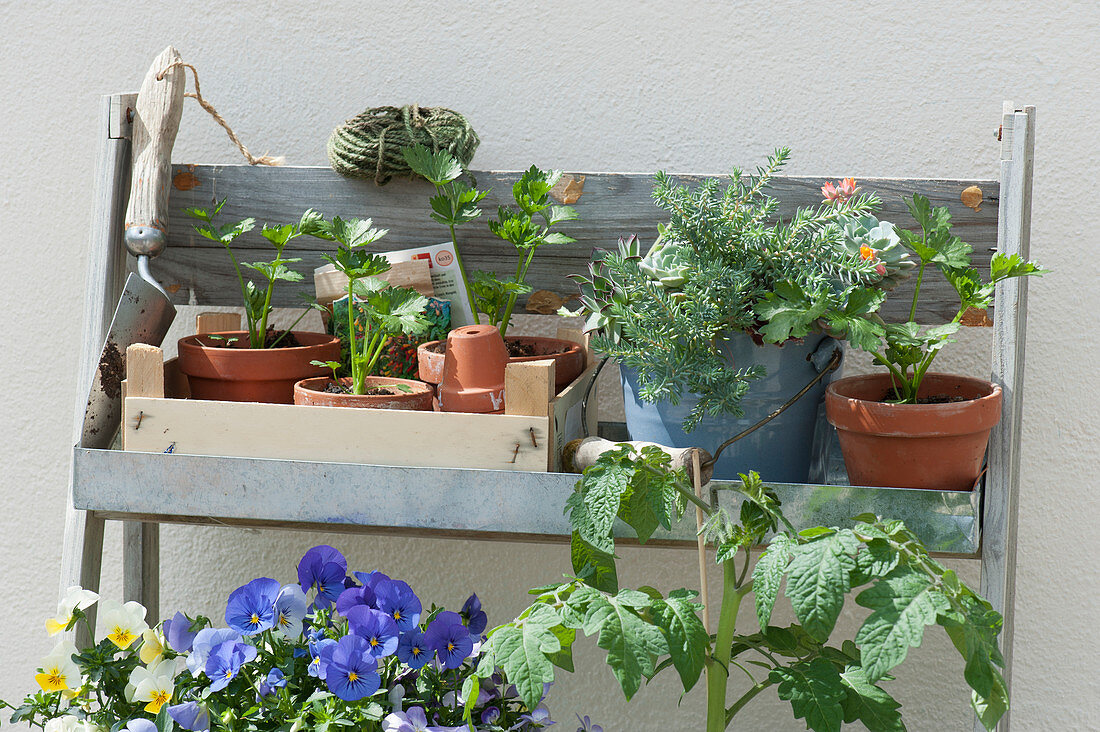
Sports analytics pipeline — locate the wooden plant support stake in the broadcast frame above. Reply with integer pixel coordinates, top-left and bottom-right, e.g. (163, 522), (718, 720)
(196, 311), (242, 335)
(693, 449), (710, 634)
(561, 437), (714, 486)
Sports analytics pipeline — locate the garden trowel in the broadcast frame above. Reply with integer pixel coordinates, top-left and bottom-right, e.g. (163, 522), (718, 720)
(81, 46), (185, 448)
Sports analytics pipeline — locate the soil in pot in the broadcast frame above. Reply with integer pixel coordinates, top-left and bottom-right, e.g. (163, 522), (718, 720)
(294, 376), (434, 411)
(621, 332), (836, 483)
(178, 331), (340, 404)
(825, 372), (1003, 491)
(505, 336), (585, 392)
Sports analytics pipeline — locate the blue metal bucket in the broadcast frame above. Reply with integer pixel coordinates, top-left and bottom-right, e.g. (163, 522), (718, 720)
(620, 333), (837, 483)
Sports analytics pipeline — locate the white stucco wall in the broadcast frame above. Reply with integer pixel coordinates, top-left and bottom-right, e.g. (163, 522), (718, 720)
(1, 1), (1097, 729)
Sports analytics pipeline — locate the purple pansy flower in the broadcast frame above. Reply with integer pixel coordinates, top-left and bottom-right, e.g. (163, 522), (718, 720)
(353, 570), (391, 593)
(575, 714), (603, 732)
(481, 706), (501, 725)
(346, 606), (399, 658)
(308, 637), (337, 679)
(163, 611), (197, 653)
(225, 577), (281, 636)
(460, 593), (488, 636)
(336, 585), (377, 615)
(375, 579), (422, 632)
(325, 634), (381, 701)
(423, 611), (474, 670)
(167, 702), (211, 732)
(298, 545), (348, 609)
(396, 627), (431, 669)
(258, 667), (286, 697)
(206, 640), (257, 691)
(187, 628), (244, 677)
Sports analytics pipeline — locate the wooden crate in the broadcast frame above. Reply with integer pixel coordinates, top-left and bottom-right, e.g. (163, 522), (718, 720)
(120, 322), (598, 473)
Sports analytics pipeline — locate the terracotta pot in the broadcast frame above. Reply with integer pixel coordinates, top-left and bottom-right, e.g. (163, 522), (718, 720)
(439, 325), (508, 413)
(825, 372), (1003, 491)
(178, 331), (340, 404)
(506, 336), (585, 393)
(293, 376), (434, 411)
(417, 340), (446, 385)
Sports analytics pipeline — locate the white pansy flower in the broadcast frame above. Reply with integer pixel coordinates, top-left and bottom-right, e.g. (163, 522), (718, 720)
(129, 657), (176, 714)
(46, 587), (99, 636)
(98, 600), (149, 650)
(35, 640), (81, 693)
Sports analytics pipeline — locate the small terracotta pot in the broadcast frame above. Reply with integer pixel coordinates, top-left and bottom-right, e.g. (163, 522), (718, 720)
(417, 340), (446, 385)
(178, 331), (340, 404)
(439, 325), (508, 413)
(293, 376), (434, 411)
(825, 372), (1003, 491)
(506, 336), (585, 393)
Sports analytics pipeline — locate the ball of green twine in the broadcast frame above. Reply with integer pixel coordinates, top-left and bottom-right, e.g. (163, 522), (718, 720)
(327, 104), (480, 184)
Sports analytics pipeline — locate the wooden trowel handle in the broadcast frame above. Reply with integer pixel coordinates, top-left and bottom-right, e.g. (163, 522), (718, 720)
(124, 46), (186, 259)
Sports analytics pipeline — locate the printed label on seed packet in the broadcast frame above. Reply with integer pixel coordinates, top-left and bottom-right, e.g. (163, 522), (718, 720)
(313, 241), (477, 327)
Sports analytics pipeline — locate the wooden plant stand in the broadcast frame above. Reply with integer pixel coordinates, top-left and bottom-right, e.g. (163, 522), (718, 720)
(62, 92), (1035, 732)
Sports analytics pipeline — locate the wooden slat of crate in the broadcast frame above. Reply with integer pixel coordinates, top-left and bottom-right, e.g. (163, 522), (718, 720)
(123, 395), (552, 472)
(160, 166), (999, 323)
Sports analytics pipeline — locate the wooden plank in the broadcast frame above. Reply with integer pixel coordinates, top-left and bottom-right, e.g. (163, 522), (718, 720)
(122, 522), (159, 623)
(125, 344), (165, 398)
(978, 104), (1035, 732)
(123, 395), (552, 472)
(61, 94), (132, 644)
(161, 165), (998, 322)
(195, 311), (242, 334)
(550, 364), (599, 471)
(505, 360), (556, 470)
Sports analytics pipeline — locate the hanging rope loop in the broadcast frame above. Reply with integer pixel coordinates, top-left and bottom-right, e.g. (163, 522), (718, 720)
(156, 61), (284, 166)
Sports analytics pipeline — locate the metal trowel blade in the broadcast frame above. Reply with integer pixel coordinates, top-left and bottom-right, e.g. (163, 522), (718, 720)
(81, 272), (176, 448)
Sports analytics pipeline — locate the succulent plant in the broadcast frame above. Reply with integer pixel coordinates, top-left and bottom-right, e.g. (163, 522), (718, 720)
(638, 232), (692, 289)
(839, 213), (916, 291)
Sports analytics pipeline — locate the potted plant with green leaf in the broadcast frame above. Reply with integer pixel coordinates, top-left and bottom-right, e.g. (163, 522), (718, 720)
(177, 201), (340, 404)
(467, 447), (1009, 731)
(824, 193), (1044, 490)
(403, 146), (586, 394)
(293, 212), (434, 410)
(568, 152), (913, 482)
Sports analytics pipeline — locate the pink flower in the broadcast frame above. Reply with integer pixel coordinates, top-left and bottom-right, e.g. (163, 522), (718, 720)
(821, 177), (859, 204)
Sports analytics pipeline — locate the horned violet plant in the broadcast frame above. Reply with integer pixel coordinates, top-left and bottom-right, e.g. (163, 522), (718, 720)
(2, 546), (562, 732)
(185, 200), (317, 348)
(470, 447), (1008, 731)
(302, 212), (430, 394)
(570, 149), (912, 431)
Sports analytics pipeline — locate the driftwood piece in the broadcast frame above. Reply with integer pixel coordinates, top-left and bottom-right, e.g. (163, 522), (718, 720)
(562, 436), (714, 486)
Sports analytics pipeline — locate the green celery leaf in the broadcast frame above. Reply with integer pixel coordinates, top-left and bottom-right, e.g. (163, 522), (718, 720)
(839, 664), (905, 731)
(770, 658), (847, 732)
(754, 533), (794, 628)
(855, 567), (950, 681)
(786, 530), (859, 641)
(754, 281), (829, 343)
(260, 223), (296, 247)
(990, 252), (1045, 281)
(402, 144), (463, 185)
(650, 589), (709, 691)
